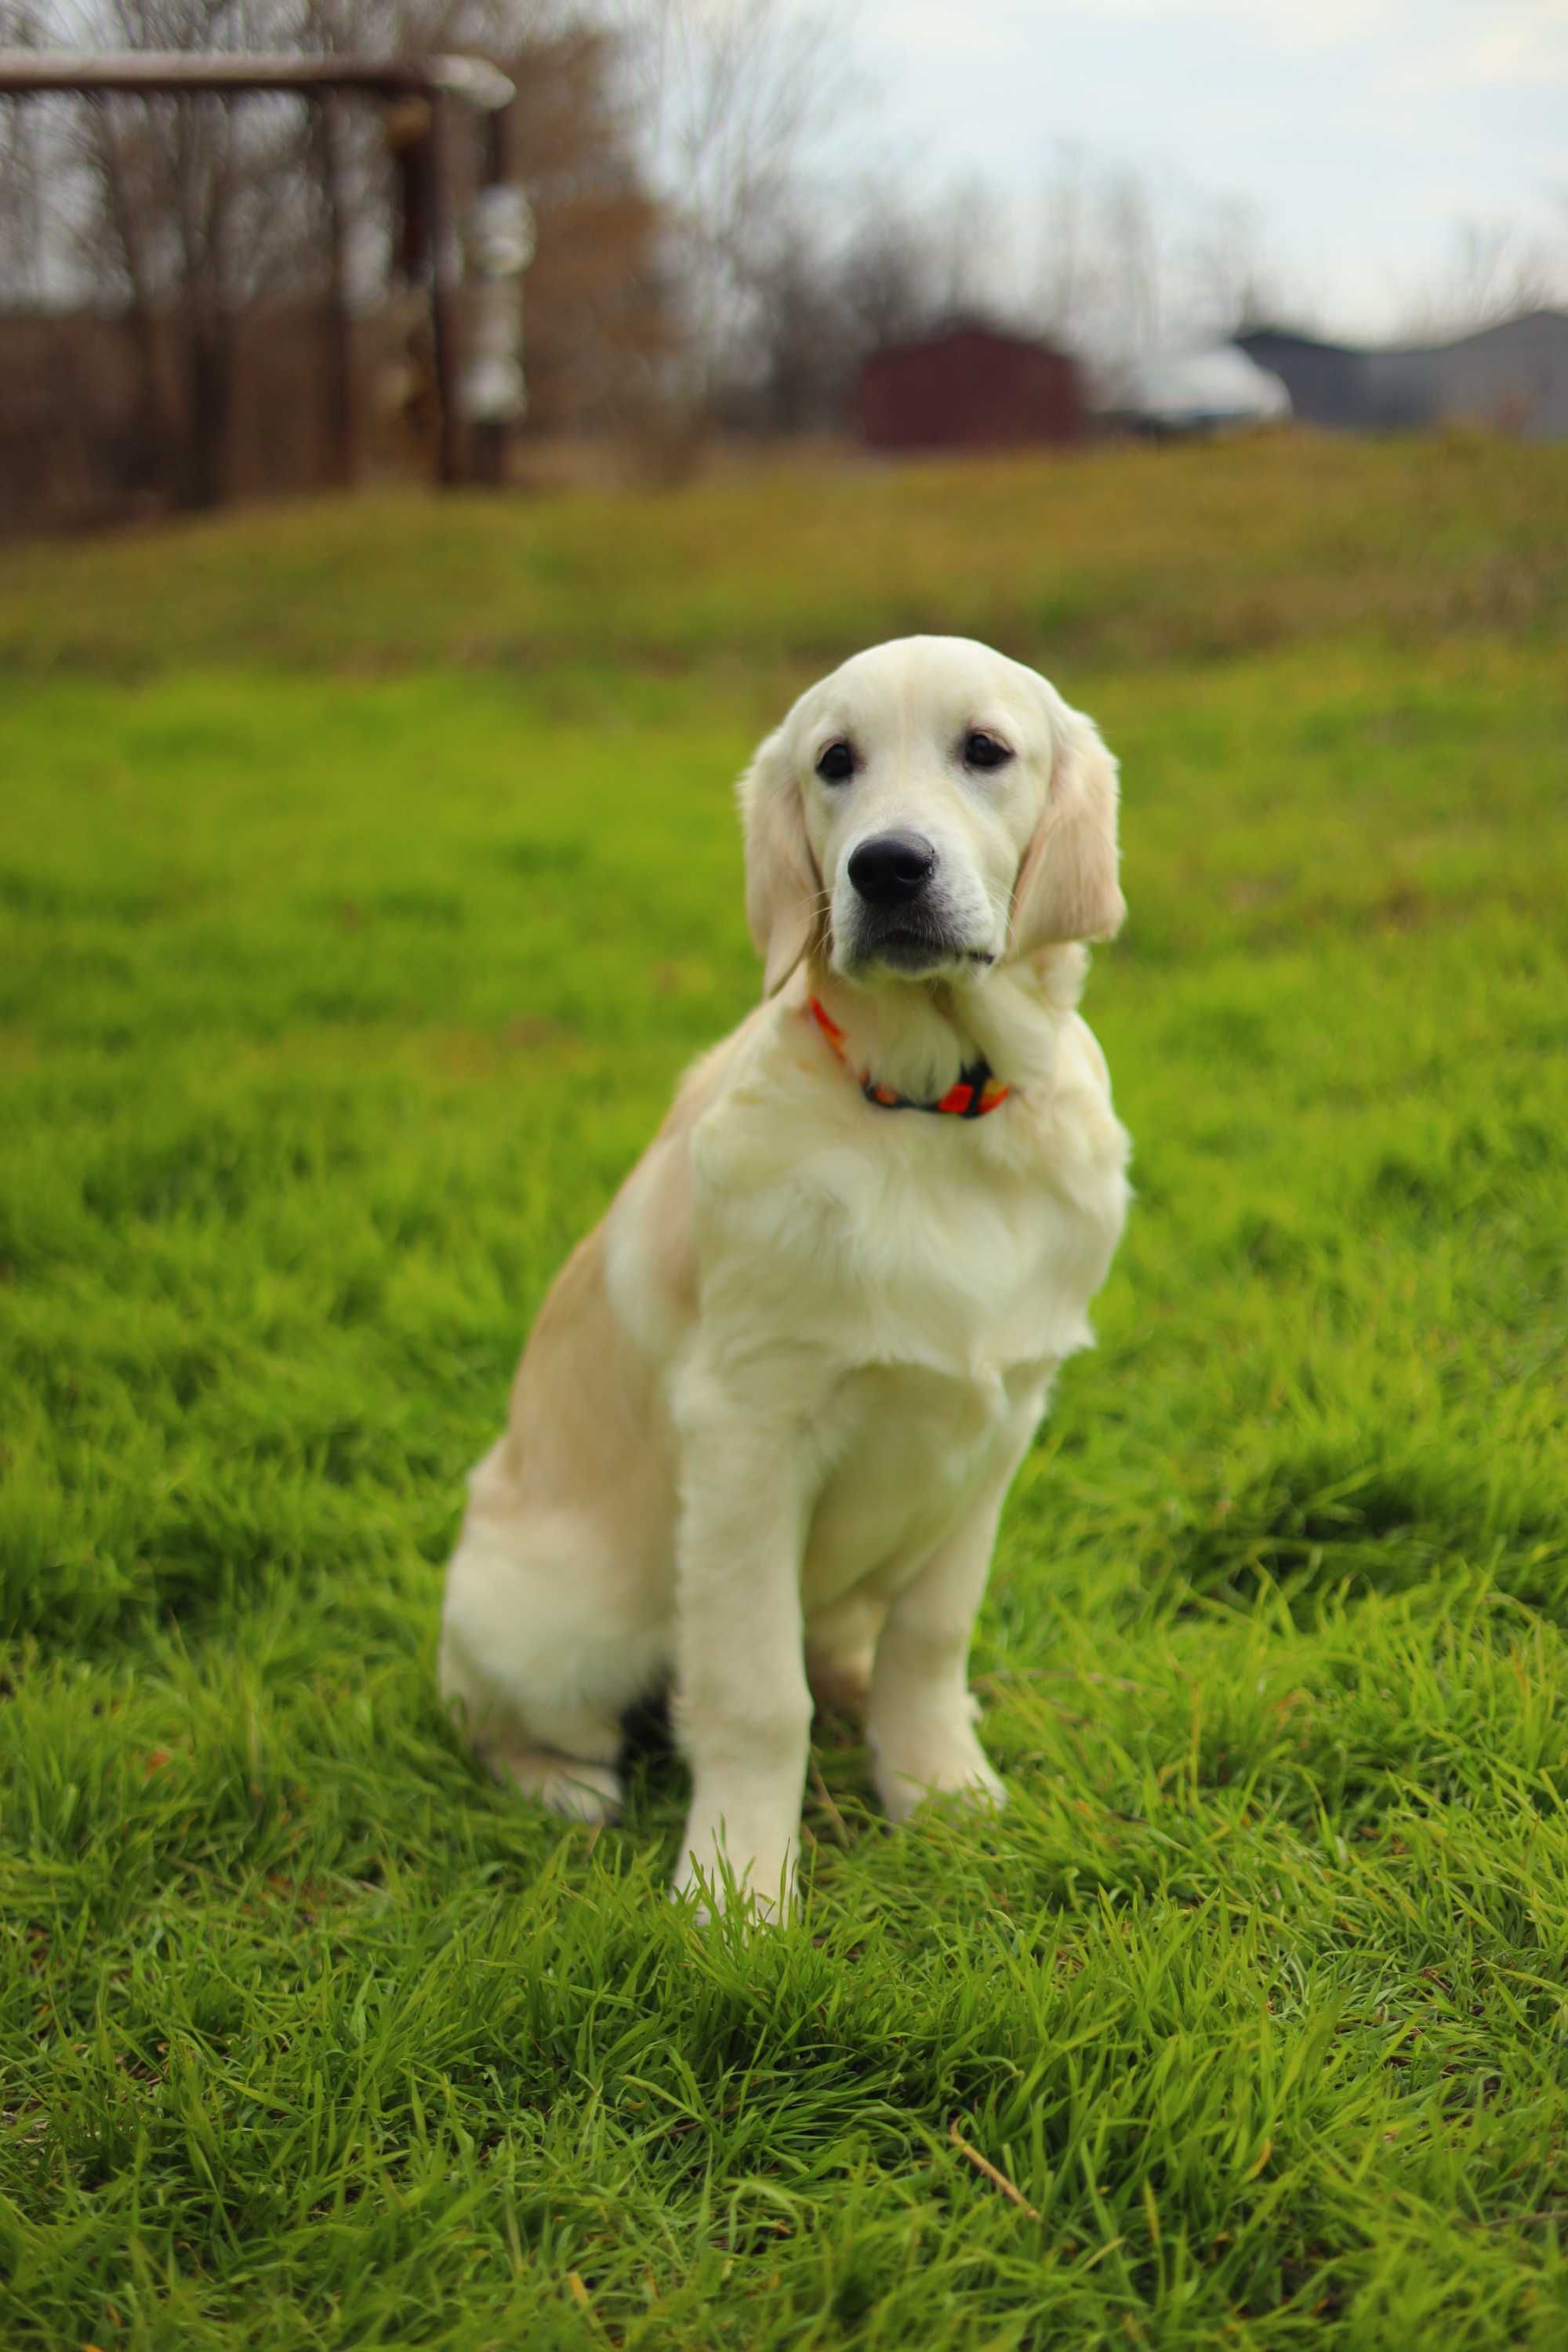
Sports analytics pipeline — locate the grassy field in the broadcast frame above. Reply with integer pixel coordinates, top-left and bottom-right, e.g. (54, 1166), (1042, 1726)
(2, 434), (1566, 2349)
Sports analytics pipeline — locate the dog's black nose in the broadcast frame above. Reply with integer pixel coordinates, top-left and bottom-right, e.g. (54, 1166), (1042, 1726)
(848, 831), (937, 906)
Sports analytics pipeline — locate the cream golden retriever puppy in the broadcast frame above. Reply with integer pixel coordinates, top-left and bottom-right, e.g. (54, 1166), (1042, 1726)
(439, 635), (1131, 1916)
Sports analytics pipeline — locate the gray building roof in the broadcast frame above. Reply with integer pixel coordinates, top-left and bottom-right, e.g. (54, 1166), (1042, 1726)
(1236, 310), (1568, 439)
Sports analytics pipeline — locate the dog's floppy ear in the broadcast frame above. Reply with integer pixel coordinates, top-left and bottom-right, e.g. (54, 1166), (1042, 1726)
(739, 726), (822, 996)
(1008, 690), (1126, 955)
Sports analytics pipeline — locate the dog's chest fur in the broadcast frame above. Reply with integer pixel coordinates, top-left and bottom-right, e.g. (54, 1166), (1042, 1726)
(602, 998), (1129, 1603)
(666, 1009), (1131, 1591)
(691, 1006), (1129, 1379)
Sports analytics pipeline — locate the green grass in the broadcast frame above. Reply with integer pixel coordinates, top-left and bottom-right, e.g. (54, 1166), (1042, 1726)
(2, 438), (1567, 2348)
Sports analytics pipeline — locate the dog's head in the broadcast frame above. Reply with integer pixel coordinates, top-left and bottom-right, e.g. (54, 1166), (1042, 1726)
(739, 636), (1124, 996)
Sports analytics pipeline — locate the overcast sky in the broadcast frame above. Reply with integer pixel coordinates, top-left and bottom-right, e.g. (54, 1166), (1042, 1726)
(850, 0), (1568, 338)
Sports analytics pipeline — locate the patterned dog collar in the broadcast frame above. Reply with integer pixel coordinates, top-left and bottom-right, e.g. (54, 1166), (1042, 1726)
(808, 996), (1011, 1119)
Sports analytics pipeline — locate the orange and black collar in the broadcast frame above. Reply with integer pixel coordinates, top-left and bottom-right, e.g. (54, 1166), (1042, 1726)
(808, 996), (1011, 1119)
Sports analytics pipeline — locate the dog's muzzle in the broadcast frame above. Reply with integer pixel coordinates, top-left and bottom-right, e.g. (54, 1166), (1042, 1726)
(843, 830), (989, 975)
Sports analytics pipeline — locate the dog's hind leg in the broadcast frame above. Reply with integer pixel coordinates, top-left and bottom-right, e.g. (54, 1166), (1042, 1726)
(804, 1590), (887, 1721)
(438, 1517), (670, 1827)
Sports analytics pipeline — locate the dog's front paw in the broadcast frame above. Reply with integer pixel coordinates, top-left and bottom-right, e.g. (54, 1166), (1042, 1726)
(671, 1819), (797, 1926)
(871, 1725), (1007, 1827)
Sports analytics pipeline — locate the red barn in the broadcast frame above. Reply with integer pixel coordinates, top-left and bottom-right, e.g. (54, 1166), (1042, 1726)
(858, 320), (1086, 452)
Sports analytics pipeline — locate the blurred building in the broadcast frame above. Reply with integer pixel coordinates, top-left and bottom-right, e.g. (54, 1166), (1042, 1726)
(1111, 345), (1291, 436)
(1237, 311), (1568, 439)
(858, 320), (1086, 452)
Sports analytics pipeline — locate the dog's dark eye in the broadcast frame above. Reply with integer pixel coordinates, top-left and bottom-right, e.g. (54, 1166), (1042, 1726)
(815, 739), (856, 783)
(964, 731), (1012, 771)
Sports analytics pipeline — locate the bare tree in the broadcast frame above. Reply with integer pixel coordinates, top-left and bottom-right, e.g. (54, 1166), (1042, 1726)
(608, 0), (860, 417)
(0, 5), (48, 303)
(12, 1), (322, 504)
(1400, 216), (1566, 339)
(830, 195), (946, 353)
(1179, 191), (1278, 339)
(1033, 151), (1293, 390)
(707, 185), (978, 437)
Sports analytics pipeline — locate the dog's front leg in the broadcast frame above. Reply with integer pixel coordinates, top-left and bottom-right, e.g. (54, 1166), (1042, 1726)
(669, 1367), (815, 1922)
(866, 1418), (1038, 1824)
